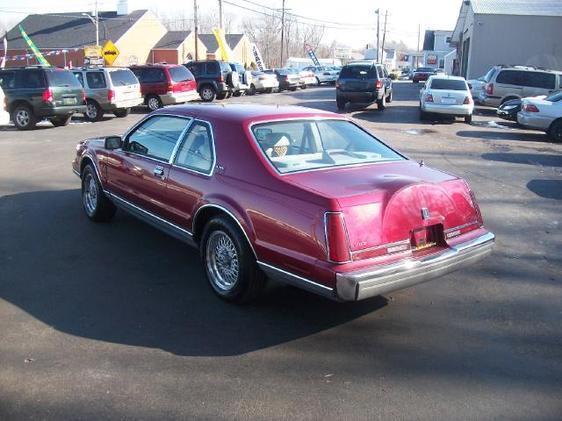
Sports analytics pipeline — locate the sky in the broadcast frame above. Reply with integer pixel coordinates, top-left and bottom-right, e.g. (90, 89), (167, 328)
(0, 0), (462, 50)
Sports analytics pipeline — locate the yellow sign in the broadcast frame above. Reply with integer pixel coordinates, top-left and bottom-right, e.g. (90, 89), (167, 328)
(84, 45), (102, 58)
(102, 40), (119, 66)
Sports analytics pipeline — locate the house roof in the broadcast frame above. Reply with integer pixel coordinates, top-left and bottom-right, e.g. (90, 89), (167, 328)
(197, 33), (244, 52)
(154, 31), (192, 49)
(471, 0), (562, 16)
(422, 30), (435, 51)
(5, 10), (148, 50)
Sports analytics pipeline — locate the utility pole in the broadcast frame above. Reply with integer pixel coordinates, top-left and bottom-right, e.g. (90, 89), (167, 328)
(218, 0), (223, 30)
(94, 0), (99, 47)
(416, 23), (421, 68)
(280, 0), (286, 68)
(375, 9), (380, 62)
(381, 10), (388, 62)
(194, 0), (199, 60)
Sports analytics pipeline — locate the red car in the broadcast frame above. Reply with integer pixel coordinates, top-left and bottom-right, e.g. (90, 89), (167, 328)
(72, 104), (494, 303)
(412, 67), (436, 83)
(129, 64), (199, 111)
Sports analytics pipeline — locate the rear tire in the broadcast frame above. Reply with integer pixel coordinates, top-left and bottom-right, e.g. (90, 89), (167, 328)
(200, 85), (217, 102)
(386, 90), (393, 103)
(420, 109), (429, 121)
(85, 99), (103, 122)
(265, 88), (273, 94)
(81, 164), (116, 222)
(464, 114), (473, 124)
(200, 216), (265, 303)
(50, 115), (72, 127)
(377, 93), (386, 111)
(548, 119), (562, 143)
(12, 104), (37, 130)
(146, 95), (162, 111)
(114, 108), (130, 118)
(248, 84), (256, 95)
(336, 97), (346, 111)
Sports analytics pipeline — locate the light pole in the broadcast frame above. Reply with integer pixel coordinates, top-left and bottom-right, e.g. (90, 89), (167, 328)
(81, 11), (99, 47)
(375, 9), (380, 62)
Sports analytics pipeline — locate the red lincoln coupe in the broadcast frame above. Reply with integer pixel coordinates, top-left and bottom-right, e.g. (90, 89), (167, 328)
(73, 104), (494, 303)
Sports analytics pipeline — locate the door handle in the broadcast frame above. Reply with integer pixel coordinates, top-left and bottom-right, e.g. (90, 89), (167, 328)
(153, 166), (165, 179)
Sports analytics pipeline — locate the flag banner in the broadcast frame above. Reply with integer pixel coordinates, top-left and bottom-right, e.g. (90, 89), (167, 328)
(305, 44), (320, 67)
(1, 38), (6, 68)
(19, 25), (50, 66)
(251, 43), (265, 71)
(212, 28), (232, 62)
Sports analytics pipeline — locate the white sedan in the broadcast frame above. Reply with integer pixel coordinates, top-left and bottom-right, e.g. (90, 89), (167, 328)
(517, 91), (562, 142)
(419, 75), (474, 123)
(0, 86), (10, 126)
(302, 66), (338, 85)
(249, 71), (279, 95)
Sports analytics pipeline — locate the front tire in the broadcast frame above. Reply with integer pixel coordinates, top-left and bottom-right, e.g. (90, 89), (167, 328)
(81, 164), (116, 222)
(114, 108), (130, 118)
(85, 99), (103, 122)
(50, 115), (72, 127)
(200, 216), (265, 303)
(146, 95), (162, 111)
(12, 105), (37, 130)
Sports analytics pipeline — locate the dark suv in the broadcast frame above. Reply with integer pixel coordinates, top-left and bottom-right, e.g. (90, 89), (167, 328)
(336, 61), (393, 111)
(130, 64), (198, 111)
(0, 67), (86, 130)
(184, 60), (237, 102)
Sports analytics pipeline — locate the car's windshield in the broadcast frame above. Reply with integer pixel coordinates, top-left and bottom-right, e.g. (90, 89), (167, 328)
(545, 91), (562, 102)
(277, 69), (296, 75)
(251, 119), (404, 174)
(429, 79), (467, 91)
(46, 70), (83, 88)
(109, 69), (138, 86)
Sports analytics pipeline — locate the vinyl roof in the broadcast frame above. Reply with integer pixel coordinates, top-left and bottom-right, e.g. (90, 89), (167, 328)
(471, 0), (562, 16)
(5, 10), (148, 49)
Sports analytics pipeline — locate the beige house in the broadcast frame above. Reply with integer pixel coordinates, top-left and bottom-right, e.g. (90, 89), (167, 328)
(151, 31), (207, 64)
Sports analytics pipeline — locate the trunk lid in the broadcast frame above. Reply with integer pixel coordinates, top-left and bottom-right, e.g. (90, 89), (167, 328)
(285, 161), (482, 253)
(428, 89), (468, 105)
(46, 70), (84, 106)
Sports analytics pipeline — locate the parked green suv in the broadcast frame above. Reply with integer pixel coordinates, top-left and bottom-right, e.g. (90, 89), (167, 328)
(0, 67), (86, 130)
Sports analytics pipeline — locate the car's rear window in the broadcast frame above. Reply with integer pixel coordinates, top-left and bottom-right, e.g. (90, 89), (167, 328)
(219, 62), (232, 73)
(546, 91), (562, 102)
(169, 66), (194, 82)
(429, 79), (467, 91)
(416, 68), (434, 73)
(251, 119), (403, 174)
(340, 65), (376, 78)
(110, 69), (138, 86)
(46, 70), (83, 88)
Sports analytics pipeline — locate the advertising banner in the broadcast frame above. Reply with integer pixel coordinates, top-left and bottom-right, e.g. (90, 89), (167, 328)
(252, 43), (265, 71)
(305, 44), (320, 67)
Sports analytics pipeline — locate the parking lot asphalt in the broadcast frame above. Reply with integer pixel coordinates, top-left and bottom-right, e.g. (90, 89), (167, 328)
(1, 81), (561, 420)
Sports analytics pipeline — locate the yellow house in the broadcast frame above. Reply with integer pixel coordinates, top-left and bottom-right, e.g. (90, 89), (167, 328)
(151, 31), (207, 64)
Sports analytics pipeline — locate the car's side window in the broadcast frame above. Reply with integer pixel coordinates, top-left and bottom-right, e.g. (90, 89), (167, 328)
(73, 72), (85, 87)
(86, 72), (106, 89)
(16, 70), (45, 89)
(174, 121), (214, 174)
(125, 116), (191, 162)
(0, 71), (16, 89)
(527, 72), (555, 89)
(207, 62), (219, 75)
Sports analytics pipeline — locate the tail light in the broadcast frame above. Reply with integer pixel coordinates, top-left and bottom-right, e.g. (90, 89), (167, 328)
(258, 76), (266, 81)
(485, 83), (494, 95)
(107, 89), (115, 103)
(425, 93), (434, 102)
(42, 88), (53, 103)
(463, 96), (472, 104)
(335, 81), (340, 89)
(325, 212), (351, 263)
(375, 80), (383, 89)
(81, 89), (86, 103)
(523, 103), (539, 112)
(219, 73), (224, 83)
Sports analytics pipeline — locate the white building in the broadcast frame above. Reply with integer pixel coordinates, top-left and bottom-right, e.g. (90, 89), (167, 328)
(450, 0), (562, 79)
(422, 29), (455, 69)
(286, 57), (342, 69)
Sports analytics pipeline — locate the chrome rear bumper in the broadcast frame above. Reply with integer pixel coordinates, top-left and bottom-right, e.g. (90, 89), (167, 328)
(336, 232), (495, 301)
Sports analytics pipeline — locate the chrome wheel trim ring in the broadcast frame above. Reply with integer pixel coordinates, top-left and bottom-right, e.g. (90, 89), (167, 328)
(206, 230), (240, 291)
(16, 109), (30, 127)
(82, 173), (98, 216)
(148, 97), (160, 110)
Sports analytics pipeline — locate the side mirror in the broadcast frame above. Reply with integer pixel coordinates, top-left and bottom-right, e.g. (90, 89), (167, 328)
(468, 83), (473, 90)
(104, 135), (122, 150)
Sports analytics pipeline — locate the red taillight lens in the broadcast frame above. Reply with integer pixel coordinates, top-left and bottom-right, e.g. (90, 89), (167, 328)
(335, 81), (340, 89)
(375, 80), (383, 89)
(523, 103), (539, 112)
(325, 212), (351, 263)
(81, 89), (86, 103)
(463, 96), (471, 104)
(219, 73), (224, 83)
(485, 83), (494, 95)
(42, 88), (53, 103)
(425, 93), (434, 102)
(107, 89), (115, 103)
